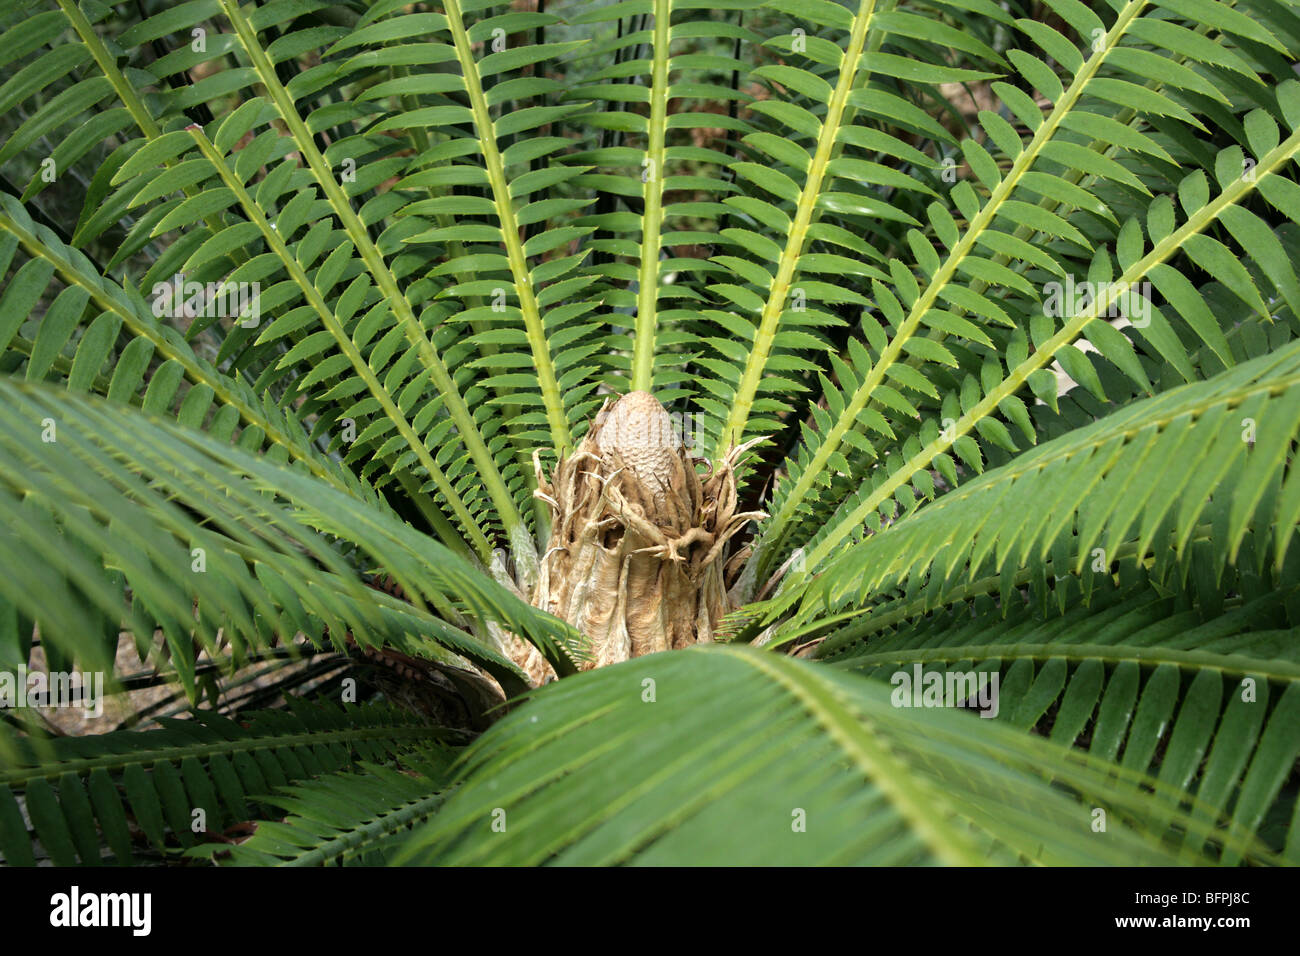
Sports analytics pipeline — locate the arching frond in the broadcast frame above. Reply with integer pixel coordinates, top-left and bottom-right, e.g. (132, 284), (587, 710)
(395, 646), (1272, 865)
(0, 380), (584, 695)
(791, 337), (1300, 618)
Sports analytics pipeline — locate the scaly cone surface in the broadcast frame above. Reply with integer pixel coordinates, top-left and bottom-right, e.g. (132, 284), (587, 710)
(514, 391), (765, 681)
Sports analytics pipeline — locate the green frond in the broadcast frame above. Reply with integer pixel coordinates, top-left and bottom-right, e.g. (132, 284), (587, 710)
(820, 564), (1300, 861)
(215, 0), (532, 567)
(0, 380), (584, 693)
(395, 646), (1270, 865)
(794, 82), (1300, 575)
(0, 700), (444, 865)
(0, 193), (371, 499)
(791, 337), (1300, 617)
(197, 753), (450, 865)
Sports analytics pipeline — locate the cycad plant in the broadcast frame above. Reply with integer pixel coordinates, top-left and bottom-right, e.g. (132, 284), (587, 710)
(1, 0), (1299, 866)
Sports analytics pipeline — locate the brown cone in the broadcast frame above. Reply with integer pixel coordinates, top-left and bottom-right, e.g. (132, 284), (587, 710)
(521, 391), (765, 680)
